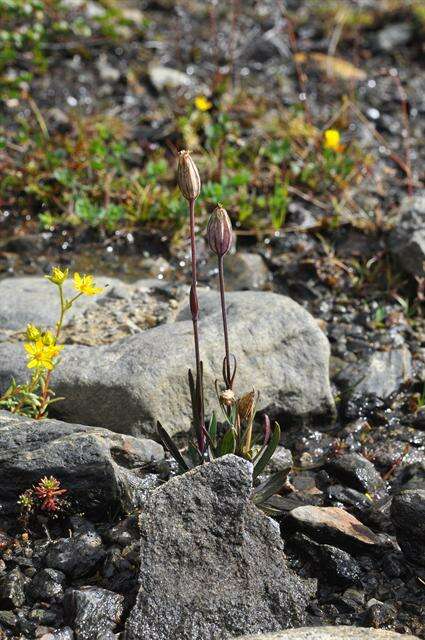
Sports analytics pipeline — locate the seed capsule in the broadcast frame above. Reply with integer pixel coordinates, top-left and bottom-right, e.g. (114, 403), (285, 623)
(207, 204), (233, 257)
(177, 150), (201, 200)
(220, 388), (236, 407)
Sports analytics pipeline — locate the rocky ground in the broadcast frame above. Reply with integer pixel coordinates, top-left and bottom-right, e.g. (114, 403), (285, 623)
(1, 0), (425, 639)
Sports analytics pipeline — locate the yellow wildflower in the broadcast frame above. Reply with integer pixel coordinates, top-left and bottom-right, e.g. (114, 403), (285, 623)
(323, 129), (342, 152)
(26, 324), (41, 342)
(46, 266), (69, 286)
(194, 95), (213, 112)
(24, 340), (63, 370)
(73, 273), (103, 296)
(42, 331), (55, 347)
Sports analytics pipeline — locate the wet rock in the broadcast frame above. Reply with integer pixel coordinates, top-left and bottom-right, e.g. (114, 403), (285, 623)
(376, 23), (413, 52)
(287, 506), (381, 551)
(336, 347), (412, 400)
(0, 567), (26, 609)
(148, 64), (191, 91)
(0, 412), (163, 518)
(0, 291), (335, 437)
(224, 252), (270, 290)
(126, 456), (315, 640)
(237, 627), (419, 639)
(291, 533), (362, 586)
(364, 599), (396, 629)
(391, 490), (425, 565)
(27, 569), (66, 603)
(44, 531), (105, 579)
(392, 462), (425, 491)
(39, 628), (74, 640)
(326, 453), (386, 497)
(389, 191), (425, 277)
(64, 587), (123, 640)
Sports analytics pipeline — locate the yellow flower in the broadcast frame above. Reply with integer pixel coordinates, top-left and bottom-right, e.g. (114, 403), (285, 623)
(46, 267), (69, 285)
(73, 273), (103, 296)
(42, 331), (55, 346)
(323, 129), (342, 152)
(26, 324), (41, 342)
(194, 95), (212, 112)
(24, 340), (63, 370)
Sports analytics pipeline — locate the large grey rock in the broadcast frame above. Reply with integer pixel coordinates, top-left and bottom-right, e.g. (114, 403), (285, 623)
(237, 627), (419, 639)
(0, 411), (163, 518)
(125, 456), (315, 640)
(389, 191), (425, 277)
(0, 291), (335, 437)
(0, 276), (116, 331)
(391, 489), (425, 566)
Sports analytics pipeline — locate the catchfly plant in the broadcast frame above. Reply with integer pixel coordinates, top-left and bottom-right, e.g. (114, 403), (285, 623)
(157, 154), (286, 511)
(0, 268), (103, 419)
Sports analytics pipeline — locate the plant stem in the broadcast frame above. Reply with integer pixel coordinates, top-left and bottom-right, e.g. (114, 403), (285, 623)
(188, 197), (205, 453)
(218, 255), (232, 388)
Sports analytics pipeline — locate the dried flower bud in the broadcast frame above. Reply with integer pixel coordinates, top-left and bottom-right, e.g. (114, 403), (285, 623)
(220, 388), (236, 407)
(237, 389), (256, 423)
(207, 204), (233, 257)
(177, 150), (201, 200)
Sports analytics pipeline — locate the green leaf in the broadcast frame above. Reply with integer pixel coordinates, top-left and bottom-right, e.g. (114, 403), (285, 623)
(219, 428), (236, 456)
(208, 412), (217, 446)
(252, 470), (288, 505)
(156, 421), (189, 473)
(253, 422), (281, 480)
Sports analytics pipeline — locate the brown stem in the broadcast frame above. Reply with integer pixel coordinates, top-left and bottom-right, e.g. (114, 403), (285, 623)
(218, 255), (232, 388)
(188, 198), (205, 453)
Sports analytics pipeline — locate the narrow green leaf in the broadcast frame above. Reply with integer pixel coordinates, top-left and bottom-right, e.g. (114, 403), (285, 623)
(219, 428), (236, 456)
(252, 470), (287, 505)
(253, 422), (281, 480)
(156, 421), (189, 472)
(208, 412), (217, 447)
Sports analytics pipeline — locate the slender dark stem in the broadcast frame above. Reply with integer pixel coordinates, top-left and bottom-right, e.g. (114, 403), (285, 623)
(188, 198), (205, 453)
(218, 255), (232, 388)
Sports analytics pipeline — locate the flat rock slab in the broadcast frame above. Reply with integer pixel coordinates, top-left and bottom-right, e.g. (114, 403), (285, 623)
(287, 506), (381, 550)
(0, 290), (335, 437)
(125, 455), (315, 640)
(0, 411), (163, 518)
(237, 627), (419, 639)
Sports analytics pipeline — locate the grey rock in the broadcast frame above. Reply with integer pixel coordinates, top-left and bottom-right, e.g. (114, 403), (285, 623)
(287, 505), (381, 551)
(376, 23), (412, 52)
(149, 64), (191, 91)
(224, 252), (270, 290)
(0, 291), (334, 437)
(0, 276), (116, 331)
(0, 567), (26, 609)
(96, 54), (120, 82)
(0, 411), (163, 518)
(64, 587), (123, 640)
(45, 531), (105, 579)
(326, 453), (386, 497)
(237, 628), (419, 639)
(0, 609), (17, 628)
(125, 455), (315, 640)
(389, 191), (425, 277)
(291, 533), (362, 586)
(336, 347), (412, 400)
(267, 446), (293, 475)
(27, 569), (66, 602)
(39, 628), (74, 640)
(391, 489), (425, 565)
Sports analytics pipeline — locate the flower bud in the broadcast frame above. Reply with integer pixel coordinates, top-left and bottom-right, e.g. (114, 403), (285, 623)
(177, 150), (201, 200)
(207, 204), (233, 257)
(46, 266), (69, 286)
(26, 324), (41, 342)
